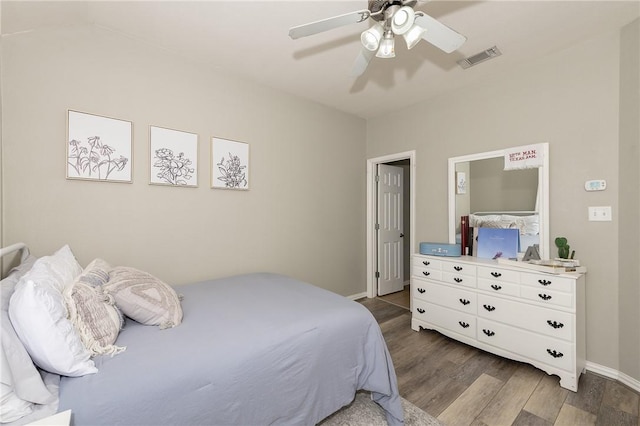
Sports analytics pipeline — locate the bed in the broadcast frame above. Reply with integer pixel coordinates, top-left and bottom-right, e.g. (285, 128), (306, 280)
(1, 243), (404, 425)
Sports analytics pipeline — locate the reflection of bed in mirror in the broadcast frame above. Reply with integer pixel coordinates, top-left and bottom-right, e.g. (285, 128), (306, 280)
(464, 211), (540, 253)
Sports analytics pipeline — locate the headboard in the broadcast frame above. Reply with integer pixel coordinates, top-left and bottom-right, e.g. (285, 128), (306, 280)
(469, 211), (539, 232)
(1, 242), (30, 277)
(0, 242), (30, 261)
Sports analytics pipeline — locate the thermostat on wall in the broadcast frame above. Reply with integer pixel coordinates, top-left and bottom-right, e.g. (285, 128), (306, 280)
(585, 179), (606, 191)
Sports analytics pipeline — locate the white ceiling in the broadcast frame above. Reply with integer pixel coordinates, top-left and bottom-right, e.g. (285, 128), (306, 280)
(2, 1), (639, 118)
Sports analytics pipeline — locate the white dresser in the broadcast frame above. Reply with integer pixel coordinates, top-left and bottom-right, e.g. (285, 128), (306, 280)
(411, 254), (586, 391)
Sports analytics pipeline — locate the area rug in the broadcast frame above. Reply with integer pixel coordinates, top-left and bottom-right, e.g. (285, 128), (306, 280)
(319, 391), (442, 425)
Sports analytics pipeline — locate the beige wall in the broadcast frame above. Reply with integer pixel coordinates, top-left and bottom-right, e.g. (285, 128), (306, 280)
(468, 157), (538, 213)
(367, 27), (636, 378)
(618, 19), (640, 381)
(1, 24), (367, 296)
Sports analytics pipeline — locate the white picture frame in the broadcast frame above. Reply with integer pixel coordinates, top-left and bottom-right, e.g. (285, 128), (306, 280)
(211, 137), (249, 190)
(66, 110), (132, 183)
(149, 126), (198, 187)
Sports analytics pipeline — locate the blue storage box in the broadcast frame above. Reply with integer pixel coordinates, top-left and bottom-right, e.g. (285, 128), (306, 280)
(419, 242), (461, 257)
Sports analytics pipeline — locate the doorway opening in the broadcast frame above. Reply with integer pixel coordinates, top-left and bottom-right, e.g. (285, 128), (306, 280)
(366, 151), (415, 307)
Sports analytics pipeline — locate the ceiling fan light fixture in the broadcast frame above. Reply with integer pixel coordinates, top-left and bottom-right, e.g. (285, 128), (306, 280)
(403, 23), (426, 49)
(376, 31), (395, 58)
(361, 23), (384, 51)
(391, 6), (415, 35)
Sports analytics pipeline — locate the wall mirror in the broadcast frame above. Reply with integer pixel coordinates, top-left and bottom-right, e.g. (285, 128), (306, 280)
(448, 143), (550, 259)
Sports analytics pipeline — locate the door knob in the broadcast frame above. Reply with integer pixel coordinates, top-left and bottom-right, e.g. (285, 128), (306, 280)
(400, 233), (404, 238)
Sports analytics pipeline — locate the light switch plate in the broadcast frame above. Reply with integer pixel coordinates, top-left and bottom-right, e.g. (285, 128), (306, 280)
(588, 206), (612, 221)
(585, 179), (607, 191)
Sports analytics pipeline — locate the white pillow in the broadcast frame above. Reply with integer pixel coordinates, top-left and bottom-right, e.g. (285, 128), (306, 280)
(9, 246), (97, 377)
(1, 314), (35, 424)
(0, 255), (54, 407)
(514, 215), (540, 235)
(0, 382), (32, 423)
(469, 214), (501, 227)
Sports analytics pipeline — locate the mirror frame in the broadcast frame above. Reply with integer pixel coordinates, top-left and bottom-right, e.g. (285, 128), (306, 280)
(447, 143), (550, 259)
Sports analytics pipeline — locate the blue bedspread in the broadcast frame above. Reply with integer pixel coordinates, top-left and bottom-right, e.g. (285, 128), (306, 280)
(58, 273), (403, 425)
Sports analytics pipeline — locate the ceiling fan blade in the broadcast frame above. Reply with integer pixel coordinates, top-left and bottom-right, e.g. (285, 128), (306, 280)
(414, 12), (466, 53)
(351, 47), (375, 77)
(289, 9), (371, 40)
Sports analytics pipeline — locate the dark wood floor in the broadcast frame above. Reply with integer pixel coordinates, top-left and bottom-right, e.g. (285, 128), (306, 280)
(358, 296), (640, 426)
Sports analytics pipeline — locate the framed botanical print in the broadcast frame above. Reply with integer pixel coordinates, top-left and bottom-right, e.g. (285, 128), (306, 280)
(150, 126), (198, 187)
(66, 110), (132, 183)
(211, 137), (249, 190)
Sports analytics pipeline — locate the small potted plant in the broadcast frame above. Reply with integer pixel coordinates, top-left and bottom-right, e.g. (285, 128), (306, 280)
(555, 237), (577, 261)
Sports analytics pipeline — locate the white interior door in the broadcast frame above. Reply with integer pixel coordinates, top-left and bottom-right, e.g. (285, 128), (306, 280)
(377, 164), (404, 296)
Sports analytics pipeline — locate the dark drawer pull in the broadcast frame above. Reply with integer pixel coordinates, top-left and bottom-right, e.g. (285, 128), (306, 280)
(547, 349), (564, 358)
(538, 279), (552, 286)
(417, 308), (425, 314)
(491, 284), (502, 291)
(547, 320), (564, 329)
(422, 261), (430, 266)
(538, 293), (552, 301)
(422, 271), (430, 277)
(482, 329), (495, 337)
(454, 266), (463, 271)
(490, 272), (502, 278)
(454, 278), (463, 283)
(458, 321), (469, 329)
(483, 304), (495, 312)
(417, 288), (426, 294)
(459, 298), (470, 306)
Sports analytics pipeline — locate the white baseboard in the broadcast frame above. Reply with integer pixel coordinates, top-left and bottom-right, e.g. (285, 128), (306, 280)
(586, 361), (640, 393)
(348, 292), (368, 301)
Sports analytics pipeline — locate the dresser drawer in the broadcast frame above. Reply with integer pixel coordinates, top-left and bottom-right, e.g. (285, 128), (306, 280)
(441, 261), (476, 276)
(413, 280), (476, 314)
(442, 271), (476, 288)
(520, 286), (573, 309)
(477, 318), (573, 371)
(477, 278), (520, 297)
(412, 257), (442, 280)
(413, 267), (443, 281)
(414, 300), (476, 339)
(477, 294), (574, 341)
(477, 266), (519, 283)
(413, 256), (443, 270)
(520, 272), (574, 293)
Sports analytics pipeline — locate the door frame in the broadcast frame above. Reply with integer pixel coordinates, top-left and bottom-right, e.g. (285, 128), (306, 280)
(366, 150), (416, 298)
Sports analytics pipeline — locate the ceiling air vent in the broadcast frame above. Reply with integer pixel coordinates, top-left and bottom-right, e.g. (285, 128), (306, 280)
(457, 46), (502, 69)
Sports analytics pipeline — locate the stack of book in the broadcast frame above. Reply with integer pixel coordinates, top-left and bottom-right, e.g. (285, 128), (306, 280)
(497, 258), (586, 274)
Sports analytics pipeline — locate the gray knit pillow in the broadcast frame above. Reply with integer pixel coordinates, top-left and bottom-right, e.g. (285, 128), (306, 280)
(105, 267), (182, 329)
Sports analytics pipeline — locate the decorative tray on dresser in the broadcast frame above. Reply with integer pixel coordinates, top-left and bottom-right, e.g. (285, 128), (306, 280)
(411, 253), (586, 391)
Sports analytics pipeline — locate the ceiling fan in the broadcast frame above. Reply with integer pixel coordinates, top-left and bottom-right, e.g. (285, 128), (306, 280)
(289, 0), (467, 77)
